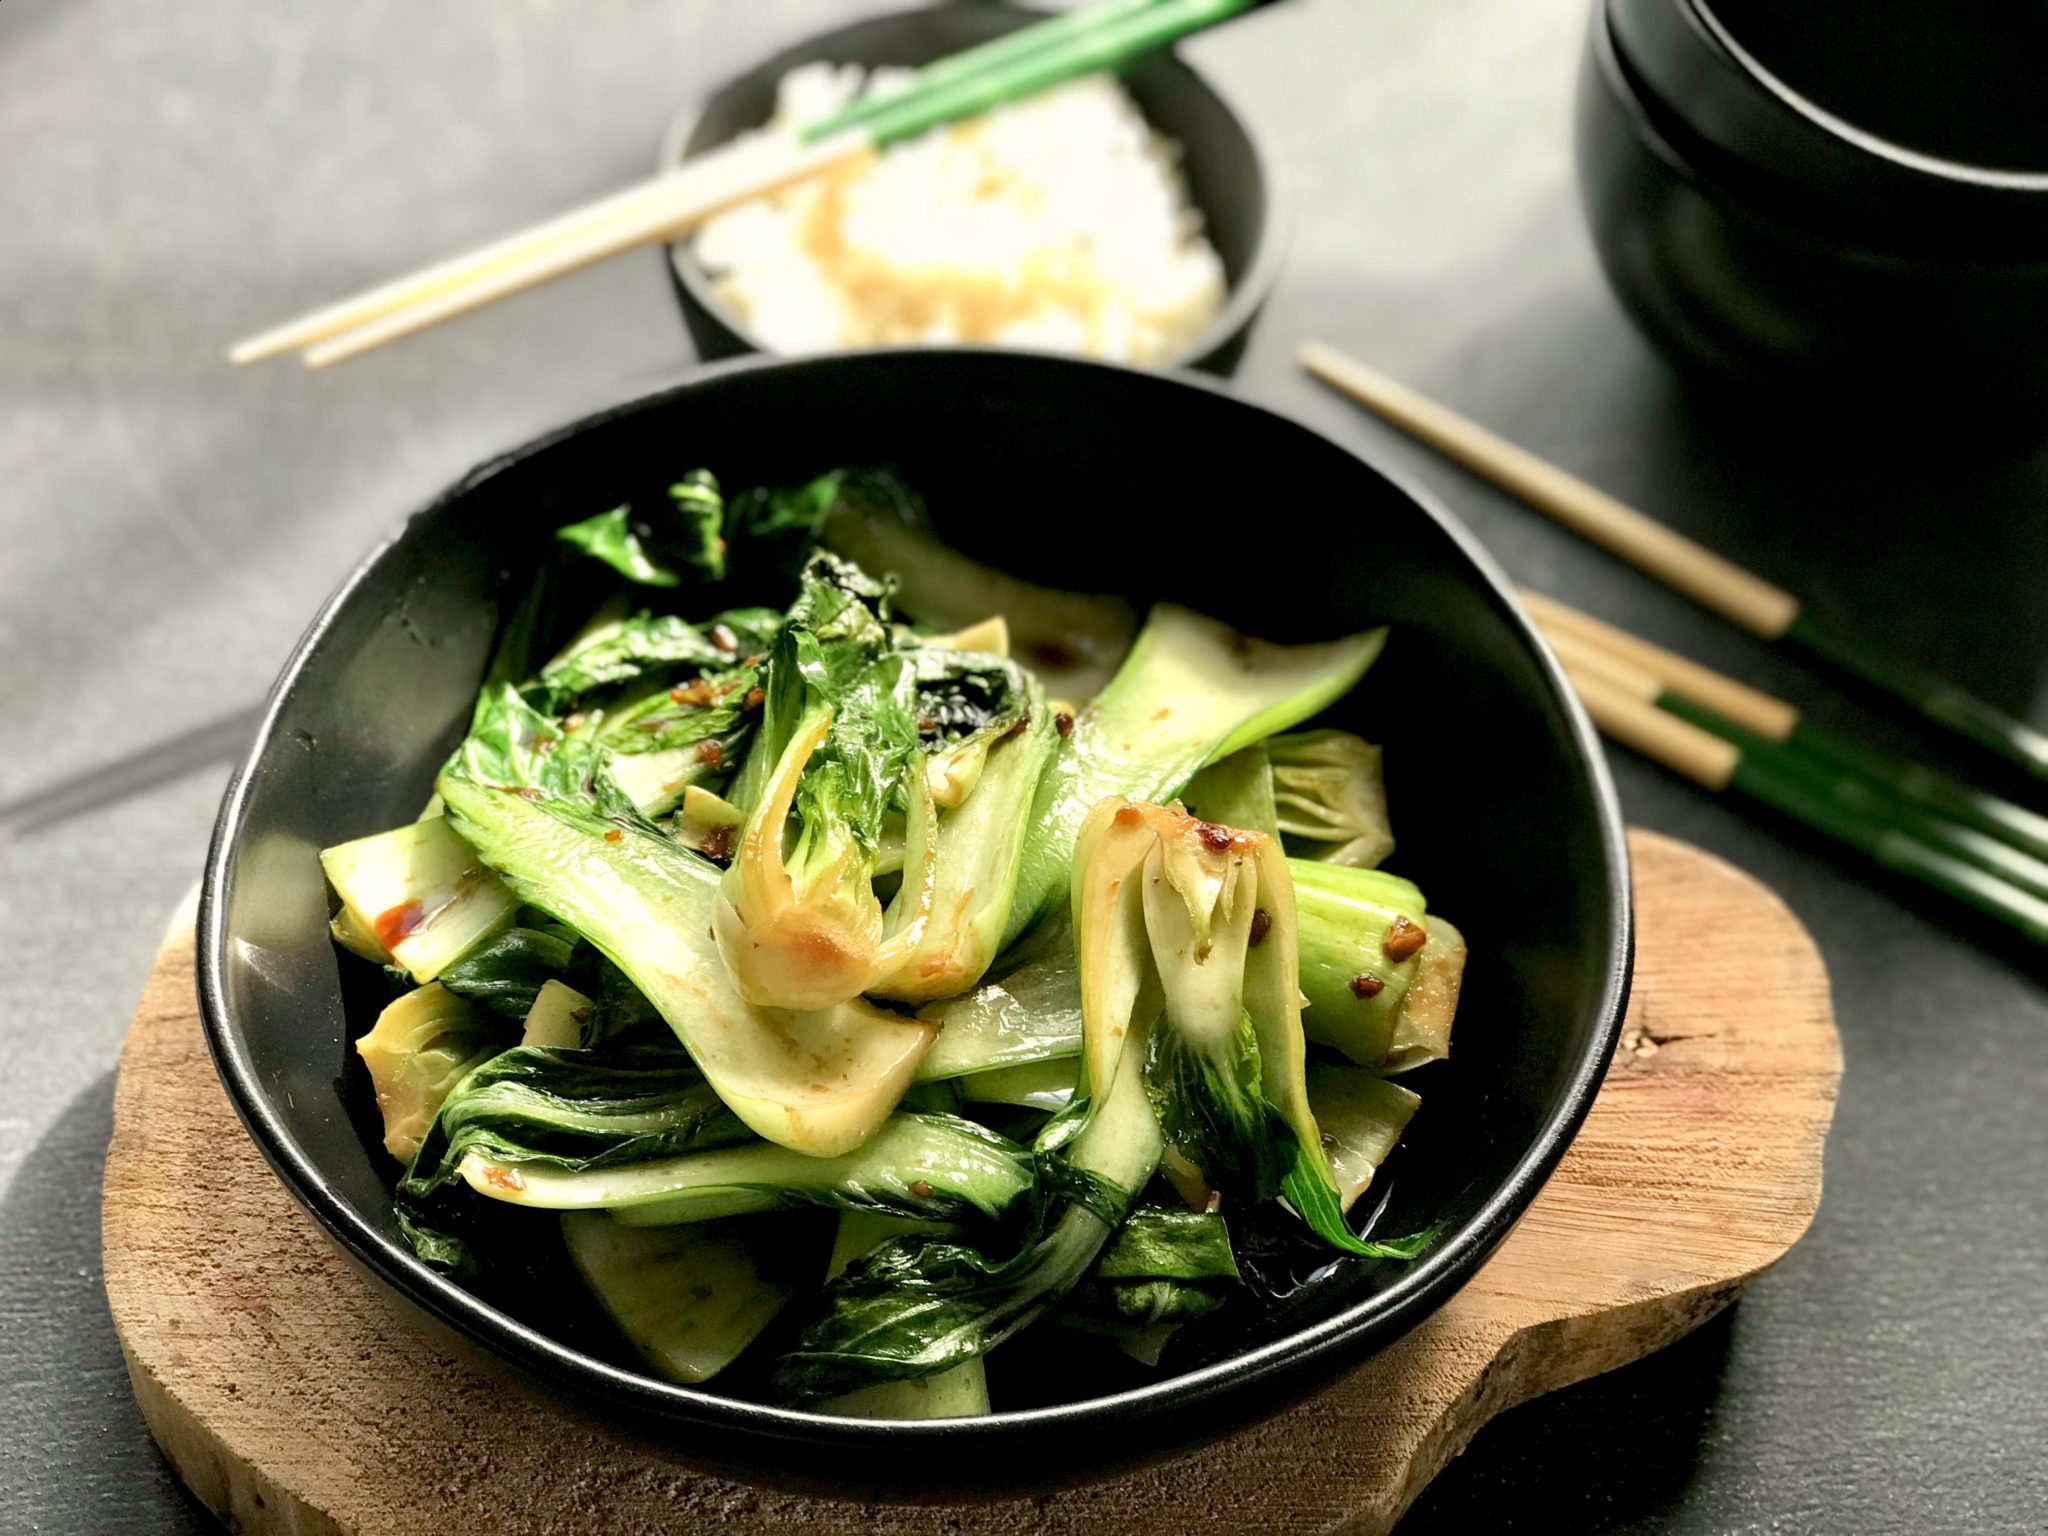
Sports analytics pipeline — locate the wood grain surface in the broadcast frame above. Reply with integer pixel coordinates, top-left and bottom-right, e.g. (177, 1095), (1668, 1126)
(101, 829), (1840, 1536)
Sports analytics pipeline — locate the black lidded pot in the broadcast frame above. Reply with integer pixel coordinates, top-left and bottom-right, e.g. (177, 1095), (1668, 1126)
(1577, 0), (2048, 419)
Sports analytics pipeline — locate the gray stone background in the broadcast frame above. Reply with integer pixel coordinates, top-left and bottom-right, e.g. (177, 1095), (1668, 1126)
(3, 1), (2044, 1530)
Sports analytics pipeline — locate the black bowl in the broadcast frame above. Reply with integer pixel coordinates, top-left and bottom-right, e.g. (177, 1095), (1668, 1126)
(1578, 0), (2048, 418)
(198, 349), (1630, 1494)
(658, 3), (1283, 377)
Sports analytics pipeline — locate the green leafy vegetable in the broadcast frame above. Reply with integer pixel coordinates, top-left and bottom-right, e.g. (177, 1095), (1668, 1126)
(1070, 798), (1425, 1258)
(323, 461), (1458, 1418)
(1290, 861), (1438, 1069)
(912, 923), (1083, 1080)
(438, 776), (936, 1156)
(1055, 1203), (1240, 1363)
(1382, 914), (1465, 1073)
(321, 815), (520, 983)
(817, 1212), (992, 1419)
(551, 470), (738, 591)
(664, 470), (729, 583)
(556, 506), (682, 588)
(539, 609), (776, 707)
(1005, 605), (1387, 947)
(870, 648), (1058, 1003)
(1179, 744), (1280, 837)
(572, 1112), (1046, 1227)
(355, 982), (509, 1163)
(715, 555), (941, 1009)
(1268, 729), (1394, 868)
(564, 1210), (794, 1384)
(433, 920), (584, 1017)
(520, 978), (593, 1048)
(813, 468), (1139, 701)
(772, 1036), (1161, 1399)
(1308, 1064), (1422, 1212)
(952, 1058), (1077, 1111)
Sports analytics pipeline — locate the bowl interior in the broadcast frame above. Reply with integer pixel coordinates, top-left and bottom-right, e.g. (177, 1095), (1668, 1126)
(663, 3), (1274, 371)
(1699, 0), (2048, 175)
(202, 351), (1626, 1478)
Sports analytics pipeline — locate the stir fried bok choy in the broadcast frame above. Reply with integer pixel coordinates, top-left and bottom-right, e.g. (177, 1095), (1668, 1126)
(320, 465), (1467, 1418)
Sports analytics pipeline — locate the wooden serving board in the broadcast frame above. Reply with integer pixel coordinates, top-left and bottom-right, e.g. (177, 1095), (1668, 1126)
(102, 829), (1840, 1536)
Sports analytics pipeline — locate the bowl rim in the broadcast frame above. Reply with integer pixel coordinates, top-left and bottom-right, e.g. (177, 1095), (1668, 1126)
(653, 0), (1291, 375)
(1603, 0), (2048, 258)
(1681, 0), (2048, 193)
(197, 346), (1632, 1460)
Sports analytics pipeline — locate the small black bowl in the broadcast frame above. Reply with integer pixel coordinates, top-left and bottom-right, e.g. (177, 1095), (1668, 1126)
(658, 4), (1283, 377)
(1578, 0), (2048, 418)
(198, 349), (1629, 1494)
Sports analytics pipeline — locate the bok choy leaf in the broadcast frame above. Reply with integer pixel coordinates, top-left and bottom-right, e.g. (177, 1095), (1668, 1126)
(1004, 606), (1387, 947)
(869, 648), (1058, 1003)
(1289, 861), (1461, 1070)
(771, 1038), (1161, 1399)
(714, 554), (940, 1009)
(355, 982), (509, 1163)
(563, 1210), (795, 1385)
(912, 923), (1082, 1081)
(431, 919), (585, 1018)
(552, 470), (736, 590)
(392, 1042), (743, 1271)
(1267, 729), (1394, 869)
(1054, 1203), (1241, 1364)
(1069, 798), (1427, 1259)
(437, 776), (935, 1157)
(462, 1111), (1044, 1228)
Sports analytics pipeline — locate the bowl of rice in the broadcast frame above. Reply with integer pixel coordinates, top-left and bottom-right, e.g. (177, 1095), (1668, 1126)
(659, 3), (1283, 375)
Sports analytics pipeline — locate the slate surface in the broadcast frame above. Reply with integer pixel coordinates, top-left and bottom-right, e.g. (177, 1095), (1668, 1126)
(3, 2), (2044, 1531)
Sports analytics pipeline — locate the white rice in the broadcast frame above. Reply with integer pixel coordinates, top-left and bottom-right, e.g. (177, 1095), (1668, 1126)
(690, 64), (1228, 365)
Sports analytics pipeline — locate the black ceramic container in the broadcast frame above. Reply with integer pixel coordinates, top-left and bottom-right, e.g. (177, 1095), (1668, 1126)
(1578, 0), (2048, 415)
(659, 4), (1282, 377)
(198, 350), (1629, 1493)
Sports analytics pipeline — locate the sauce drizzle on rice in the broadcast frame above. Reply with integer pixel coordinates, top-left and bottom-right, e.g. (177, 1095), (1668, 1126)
(692, 64), (1227, 365)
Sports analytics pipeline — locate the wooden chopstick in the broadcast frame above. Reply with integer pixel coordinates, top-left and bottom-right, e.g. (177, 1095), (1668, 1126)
(301, 133), (867, 368)
(225, 149), (762, 364)
(1560, 660), (2048, 942)
(1298, 341), (1798, 635)
(1528, 591), (2048, 864)
(799, 0), (1168, 142)
(1520, 590), (1796, 740)
(1302, 339), (2048, 783)
(1550, 623), (2048, 900)
(234, 0), (1263, 369)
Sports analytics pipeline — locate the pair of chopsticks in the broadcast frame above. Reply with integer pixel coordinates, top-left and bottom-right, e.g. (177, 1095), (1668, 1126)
(1299, 341), (2048, 785)
(232, 0), (1272, 369)
(1296, 339), (2048, 940)
(1528, 593), (2048, 942)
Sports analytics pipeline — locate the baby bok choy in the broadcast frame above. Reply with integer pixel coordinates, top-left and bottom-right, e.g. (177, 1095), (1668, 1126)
(397, 1044), (1048, 1271)
(436, 776), (935, 1157)
(1004, 606), (1387, 946)
(1067, 798), (1425, 1258)
(1185, 728), (1396, 870)
(868, 646), (1059, 1003)
(317, 458), (1475, 1419)
(771, 1039), (1162, 1400)
(713, 553), (940, 1010)
(1053, 1202), (1241, 1365)
(1292, 861), (1464, 1071)
(355, 982), (508, 1162)
(562, 1210), (796, 1385)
